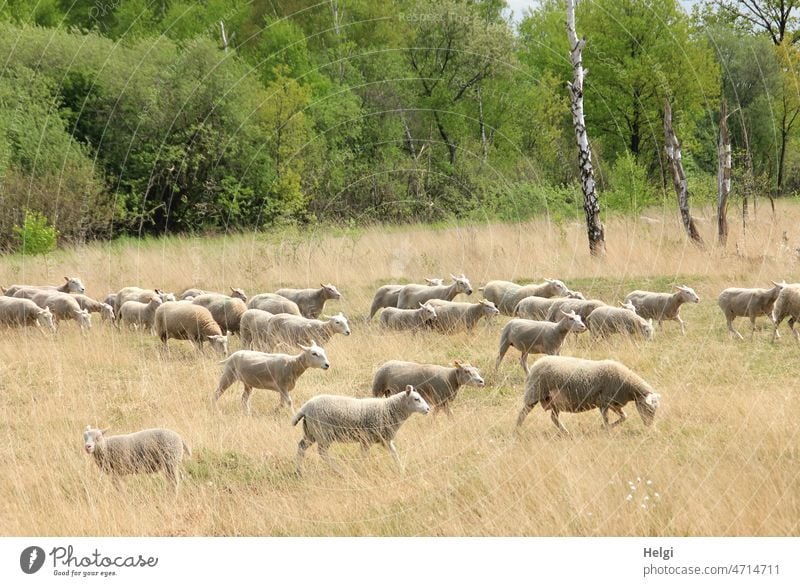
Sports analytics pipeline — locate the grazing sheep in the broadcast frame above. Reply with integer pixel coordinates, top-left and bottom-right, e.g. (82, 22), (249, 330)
(27, 291), (92, 331)
(482, 279), (570, 315)
(239, 308), (275, 350)
(119, 297), (164, 333)
(114, 287), (173, 317)
(514, 292), (584, 320)
(426, 299), (499, 332)
(397, 274), (472, 309)
(585, 302), (654, 340)
(179, 287), (247, 302)
(545, 298), (607, 322)
(191, 294), (248, 334)
(371, 360), (484, 416)
(72, 294), (115, 322)
(292, 385), (430, 475)
(717, 282), (785, 339)
(4, 276), (86, 297)
(379, 302), (438, 331)
(624, 285), (700, 335)
(9, 286), (50, 301)
(213, 342), (330, 415)
(368, 278), (445, 320)
(772, 284), (800, 342)
(0, 297), (56, 332)
(263, 312), (351, 350)
(83, 426), (190, 495)
(516, 356), (661, 433)
(154, 302), (228, 355)
(275, 284), (341, 319)
(247, 293), (302, 316)
(103, 293), (117, 309)
(496, 311), (587, 374)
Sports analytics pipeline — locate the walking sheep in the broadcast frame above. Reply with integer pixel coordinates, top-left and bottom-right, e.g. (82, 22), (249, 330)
(4, 276), (86, 297)
(426, 299), (499, 332)
(213, 342), (330, 415)
(367, 278), (446, 320)
(397, 275), (472, 309)
(371, 360), (484, 416)
(83, 426), (191, 495)
(516, 356), (661, 433)
(0, 297), (56, 332)
(247, 293), (302, 316)
(154, 302), (228, 355)
(191, 294), (248, 334)
(275, 283), (341, 319)
(179, 287), (247, 302)
(482, 279), (570, 315)
(379, 302), (438, 331)
(718, 282), (785, 339)
(545, 298), (607, 322)
(585, 303), (654, 340)
(496, 311), (587, 374)
(624, 285), (700, 335)
(772, 284), (800, 342)
(114, 287), (175, 317)
(292, 385), (430, 475)
(119, 297), (163, 333)
(72, 294), (115, 322)
(263, 312), (351, 350)
(514, 292), (584, 320)
(239, 308), (275, 350)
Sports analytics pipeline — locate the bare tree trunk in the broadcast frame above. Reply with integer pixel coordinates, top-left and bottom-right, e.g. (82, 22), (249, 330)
(717, 100), (731, 246)
(478, 85), (488, 164)
(219, 21), (228, 53)
(566, 0), (605, 257)
(664, 99), (704, 246)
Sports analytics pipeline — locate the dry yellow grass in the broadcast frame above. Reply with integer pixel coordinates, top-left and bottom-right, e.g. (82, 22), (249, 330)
(1, 201), (799, 536)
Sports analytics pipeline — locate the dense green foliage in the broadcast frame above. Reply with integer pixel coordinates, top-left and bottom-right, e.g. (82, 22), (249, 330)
(0, 0), (797, 249)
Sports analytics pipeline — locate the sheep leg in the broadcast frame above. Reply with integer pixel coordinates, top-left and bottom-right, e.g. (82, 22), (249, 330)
(550, 409), (569, 434)
(675, 315), (686, 335)
(516, 403), (535, 427)
(749, 316), (758, 339)
(385, 440), (403, 471)
(212, 370), (237, 410)
(607, 405), (627, 428)
(241, 384), (254, 416)
(164, 465), (180, 497)
(495, 340), (510, 370)
(519, 352), (530, 375)
(296, 437), (313, 476)
(790, 317), (798, 341)
(726, 317), (744, 340)
(318, 444), (342, 475)
(275, 389), (294, 414)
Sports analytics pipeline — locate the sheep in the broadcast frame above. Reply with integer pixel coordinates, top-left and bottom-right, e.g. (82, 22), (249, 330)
(154, 302), (228, 355)
(514, 291), (585, 320)
(27, 290), (92, 331)
(119, 297), (164, 333)
(482, 279), (570, 315)
(179, 287), (247, 302)
(247, 293), (302, 316)
(275, 283), (341, 319)
(545, 298), (607, 322)
(717, 282), (785, 339)
(103, 293), (117, 310)
(213, 342), (330, 415)
(515, 356), (661, 433)
(426, 299), (499, 332)
(480, 280), (522, 314)
(239, 308), (275, 350)
(371, 360), (484, 416)
(71, 294), (115, 322)
(179, 288), (206, 300)
(396, 274), (472, 309)
(367, 278), (446, 320)
(379, 302), (438, 331)
(114, 287), (175, 317)
(191, 294), (248, 334)
(83, 426), (191, 495)
(624, 285), (700, 335)
(772, 284), (800, 342)
(496, 311), (587, 374)
(585, 302), (654, 340)
(0, 297), (56, 332)
(4, 276), (85, 297)
(263, 312), (351, 351)
(292, 385), (430, 475)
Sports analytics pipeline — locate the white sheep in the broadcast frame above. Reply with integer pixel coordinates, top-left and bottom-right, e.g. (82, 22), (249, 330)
(275, 284), (341, 319)
(772, 284), (800, 342)
(263, 312), (351, 350)
(379, 302), (438, 331)
(179, 287), (247, 302)
(0, 297), (56, 332)
(83, 426), (191, 495)
(4, 276), (86, 297)
(154, 302), (228, 355)
(213, 342), (330, 415)
(71, 294), (115, 322)
(585, 302), (654, 340)
(239, 308), (275, 350)
(27, 290), (92, 331)
(624, 285), (700, 335)
(496, 311), (587, 374)
(426, 299), (499, 332)
(371, 360), (484, 416)
(482, 279), (570, 315)
(114, 287), (175, 317)
(118, 297), (164, 333)
(191, 293), (248, 334)
(396, 274), (472, 309)
(516, 356), (661, 433)
(367, 278), (445, 320)
(514, 291), (584, 320)
(292, 385), (430, 475)
(545, 298), (607, 322)
(717, 282), (785, 339)
(247, 293), (302, 316)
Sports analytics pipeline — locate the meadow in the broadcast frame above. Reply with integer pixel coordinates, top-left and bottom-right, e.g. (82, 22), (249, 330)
(1, 201), (799, 537)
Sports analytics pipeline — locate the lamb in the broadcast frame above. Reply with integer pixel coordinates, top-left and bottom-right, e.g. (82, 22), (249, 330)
(4, 276), (85, 297)
(179, 287), (247, 302)
(379, 302), (438, 331)
(371, 360), (484, 416)
(516, 356), (661, 433)
(514, 291), (585, 320)
(545, 298), (607, 322)
(239, 308), (275, 350)
(71, 294), (115, 322)
(213, 342), (330, 415)
(717, 282), (785, 339)
(771, 284), (800, 342)
(482, 279), (570, 315)
(496, 311), (587, 374)
(585, 302), (654, 340)
(83, 426), (191, 495)
(396, 274), (472, 309)
(292, 385), (430, 475)
(154, 302), (228, 355)
(426, 299), (499, 333)
(191, 294), (248, 334)
(275, 283), (341, 319)
(27, 290), (92, 331)
(367, 278), (445, 320)
(263, 312), (351, 350)
(118, 297), (164, 333)
(624, 285), (700, 334)
(0, 297), (56, 332)
(114, 287), (173, 317)
(247, 293), (302, 316)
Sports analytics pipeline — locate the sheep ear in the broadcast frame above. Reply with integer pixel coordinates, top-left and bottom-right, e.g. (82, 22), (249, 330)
(84, 425), (92, 432)
(419, 302), (425, 308)
(298, 342), (310, 351)
(100, 427), (111, 435)
(64, 276), (69, 282)
(453, 359), (462, 367)
(404, 385), (413, 395)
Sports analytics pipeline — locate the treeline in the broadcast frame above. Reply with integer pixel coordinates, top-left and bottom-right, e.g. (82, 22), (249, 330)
(0, 0), (797, 249)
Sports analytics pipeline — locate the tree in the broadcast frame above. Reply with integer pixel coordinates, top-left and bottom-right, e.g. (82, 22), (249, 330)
(664, 100), (704, 246)
(718, 100), (731, 246)
(715, 0), (800, 44)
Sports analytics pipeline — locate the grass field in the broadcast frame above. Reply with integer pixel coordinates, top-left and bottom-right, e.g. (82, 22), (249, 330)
(1, 202), (799, 536)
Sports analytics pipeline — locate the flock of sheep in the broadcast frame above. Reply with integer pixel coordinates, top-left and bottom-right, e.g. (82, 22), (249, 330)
(4, 273), (800, 494)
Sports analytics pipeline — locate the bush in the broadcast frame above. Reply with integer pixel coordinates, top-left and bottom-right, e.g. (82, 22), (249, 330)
(604, 151), (657, 214)
(14, 209), (57, 255)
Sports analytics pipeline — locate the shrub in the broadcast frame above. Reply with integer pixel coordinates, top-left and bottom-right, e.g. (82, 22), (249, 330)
(14, 209), (57, 255)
